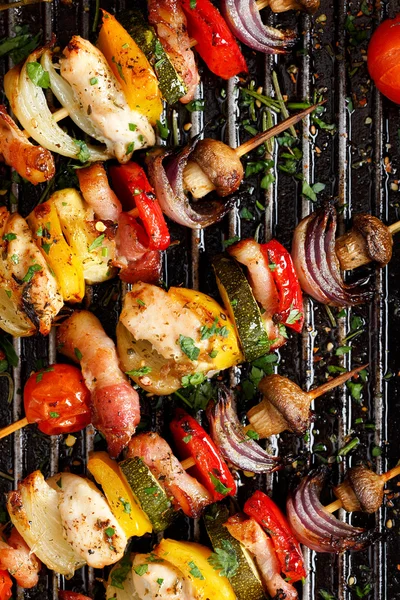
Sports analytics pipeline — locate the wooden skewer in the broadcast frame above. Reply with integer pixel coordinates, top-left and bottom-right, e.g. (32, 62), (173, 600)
(0, 0), (51, 9)
(22, 107), (69, 139)
(0, 417), (28, 439)
(324, 463), (400, 513)
(181, 457), (196, 470)
(306, 363), (368, 401)
(388, 221), (400, 236)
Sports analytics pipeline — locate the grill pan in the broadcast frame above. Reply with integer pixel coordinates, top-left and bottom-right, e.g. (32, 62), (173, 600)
(0, 0), (400, 598)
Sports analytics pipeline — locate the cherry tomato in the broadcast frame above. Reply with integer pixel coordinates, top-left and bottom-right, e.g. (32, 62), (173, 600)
(0, 570), (12, 600)
(24, 364), (91, 436)
(368, 14), (400, 103)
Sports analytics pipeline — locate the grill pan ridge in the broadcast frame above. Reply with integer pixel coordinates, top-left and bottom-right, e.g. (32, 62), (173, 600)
(0, 0), (399, 598)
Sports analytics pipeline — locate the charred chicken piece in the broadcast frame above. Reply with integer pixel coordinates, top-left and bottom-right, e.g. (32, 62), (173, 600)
(260, 0), (320, 14)
(247, 365), (367, 438)
(335, 213), (393, 270)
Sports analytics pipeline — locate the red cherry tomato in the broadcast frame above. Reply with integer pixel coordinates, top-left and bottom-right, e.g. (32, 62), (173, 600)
(24, 364), (91, 436)
(0, 570), (12, 600)
(368, 14), (400, 103)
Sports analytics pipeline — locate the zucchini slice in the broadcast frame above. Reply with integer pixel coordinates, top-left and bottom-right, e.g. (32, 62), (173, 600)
(119, 457), (176, 533)
(120, 10), (187, 105)
(212, 254), (270, 362)
(204, 504), (266, 600)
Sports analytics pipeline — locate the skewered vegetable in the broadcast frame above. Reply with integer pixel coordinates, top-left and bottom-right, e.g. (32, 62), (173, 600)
(0, 207), (63, 337)
(120, 10), (187, 104)
(4, 44), (110, 163)
(170, 408), (237, 501)
(109, 162), (170, 251)
(367, 14), (400, 104)
(59, 593), (92, 600)
(117, 283), (242, 395)
(212, 253), (270, 362)
(0, 571), (12, 600)
(243, 490), (306, 583)
(326, 463), (400, 514)
(127, 432), (212, 518)
(48, 472), (127, 568)
(7, 471), (86, 576)
(97, 11), (163, 126)
(260, 0), (319, 12)
(27, 199), (85, 303)
(225, 514), (298, 599)
(181, 0), (248, 79)
(335, 213), (393, 270)
(204, 504), (265, 600)
(286, 467), (379, 553)
(0, 528), (41, 589)
(221, 0), (296, 54)
(207, 385), (281, 473)
(227, 239), (287, 348)
(261, 239), (304, 333)
(87, 451), (152, 538)
(0, 104), (55, 185)
(291, 203), (373, 306)
(153, 539), (236, 600)
(147, 0), (199, 104)
(131, 553), (197, 599)
(119, 457), (176, 533)
(57, 310), (140, 458)
(247, 365), (367, 438)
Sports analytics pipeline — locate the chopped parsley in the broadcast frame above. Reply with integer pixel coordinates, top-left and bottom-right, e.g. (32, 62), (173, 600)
(185, 99), (205, 112)
(10, 254), (19, 265)
(74, 140), (90, 163)
(178, 335), (200, 361)
(133, 564), (148, 576)
(136, 299), (146, 307)
(90, 77), (98, 85)
(181, 372), (205, 387)
(88, 234), (105, 252)
(208, 540), (239, 578)
(26, 61), (50, 88)
(21, 264), (42, 283)
(118, 497), (131, 514)
(200, 318), (229, 341)
(111, 554), (132, 589)
(246, 429), (259, 441)
(183, 434), (192, 443)
(49, 411), (59, 418)
(129, 123), (137, 132)
(144, 486), (159, 495)
(335, 345), (351, 356)
(157, 578), (164, 586)
(319, 591), (336, 600)
(74, 348), (83, 361)
(286, 307), (303, 325)
(156, 119), (169, 140)
(188, 561), (204, 580)
(126, 142), (135, 155)
(209, 472), (232, 496)
(105, 527), (115, 538)
(112, 56), (126, 82)
(2, 233), (16, 241)
(126, 366), (152, 377)
(223, 236), (240, 249)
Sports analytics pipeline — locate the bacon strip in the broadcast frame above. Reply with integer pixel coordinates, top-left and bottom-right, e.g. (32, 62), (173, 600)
(147, 0), (199, 103)
(57, 310), (140, 457)
(77, 163), (122, 222)
(0, 528), (41, 589)
(225, 515), (298, 600)
(127, 432), (212, 517)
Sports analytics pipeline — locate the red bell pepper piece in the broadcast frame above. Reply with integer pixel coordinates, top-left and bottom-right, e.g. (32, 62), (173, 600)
(0, 570), (12, 600)
(109, 162), (170, 251)
(261, 239), (304, 333)
(244, 490), (306, 583)
(170, 408), (236, 501)
(180, 0), (248, 80)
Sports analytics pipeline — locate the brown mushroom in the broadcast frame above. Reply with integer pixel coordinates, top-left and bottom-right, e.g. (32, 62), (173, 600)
(257, 0), (320, 14)
(246, 365), (367, 438)
(335, 214), (393, 270)
(333, 466), (384, 513)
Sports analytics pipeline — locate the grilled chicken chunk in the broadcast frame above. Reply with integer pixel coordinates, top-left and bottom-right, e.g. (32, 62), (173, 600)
(57, 310), (140, 457)
(48, 473), (127, 568)
(60, 36), (155, 162)
(132, 554), (197, 599)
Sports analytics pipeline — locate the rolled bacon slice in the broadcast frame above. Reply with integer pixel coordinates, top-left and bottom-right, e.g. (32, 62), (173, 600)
(57, 310), (140, 457)
(147, 0), (199, 103)
(127, 431), (212, 518)
(0, 528), (41, 589)
(225, 515), (298, 599)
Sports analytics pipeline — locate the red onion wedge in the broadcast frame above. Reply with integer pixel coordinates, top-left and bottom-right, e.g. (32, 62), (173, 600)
(145, 142), (235, 229)
(206, 385), (281, 473)
(286, 467), (379, 553)
(291, 203), (372, 306)
(221, 0), (296, 54)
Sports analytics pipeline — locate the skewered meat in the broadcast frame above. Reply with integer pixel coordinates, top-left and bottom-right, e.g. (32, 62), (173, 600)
(132, 553), (197, 599)
(0, 528), (41, 589)
(77, 163), (122, 222)
(57, 310), (140, 457)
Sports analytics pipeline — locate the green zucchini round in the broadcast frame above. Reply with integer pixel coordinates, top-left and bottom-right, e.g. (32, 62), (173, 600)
(212, 254), (270, 362)
(204, 504), (266, 600)
(119, 457), (176, 533)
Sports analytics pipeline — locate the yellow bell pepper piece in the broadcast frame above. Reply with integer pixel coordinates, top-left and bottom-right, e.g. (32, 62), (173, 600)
(168, 287), (243, 371)
(88, 451), (152, 538)
(97, 11), (162, 127)
(27, 200), (85, 304)
(153, 539), (236, 600)
(50, 188), (117, 285)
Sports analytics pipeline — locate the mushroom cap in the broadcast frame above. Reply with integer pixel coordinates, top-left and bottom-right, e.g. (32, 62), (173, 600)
(253, 374), (311, 436)
(353, 213), (393, 267)
(191, 139), (244, 198)
(268, 0), (320, 14)
(334, 466), (384, 513)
